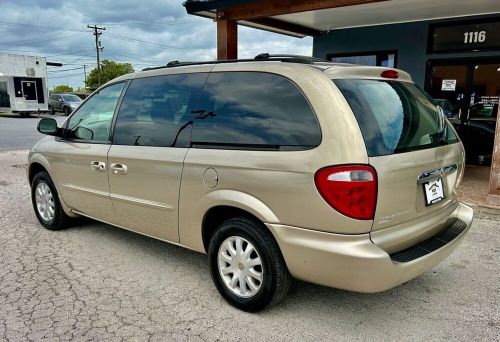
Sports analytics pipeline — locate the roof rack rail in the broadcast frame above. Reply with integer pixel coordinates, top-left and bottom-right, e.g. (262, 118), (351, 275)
(254, 53), (328, 63)
(141, 53), (329, 71)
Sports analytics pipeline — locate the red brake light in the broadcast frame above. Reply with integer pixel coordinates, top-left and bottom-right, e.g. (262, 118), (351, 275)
(381, 69), (399, 79)
(314, 165), (377, 220)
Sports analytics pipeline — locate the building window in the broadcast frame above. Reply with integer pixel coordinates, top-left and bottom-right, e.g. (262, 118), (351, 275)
(327, 51), (397, 68)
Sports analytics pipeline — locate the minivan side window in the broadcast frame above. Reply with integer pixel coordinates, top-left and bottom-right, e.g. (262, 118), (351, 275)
(112, 73), (208, 147)
(66, 82), (125, 142)
(191, 72), (321, 150)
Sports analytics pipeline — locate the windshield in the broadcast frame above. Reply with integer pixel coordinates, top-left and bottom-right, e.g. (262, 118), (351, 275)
(62, 95), (82, 102)
(334, 79), (459, 156)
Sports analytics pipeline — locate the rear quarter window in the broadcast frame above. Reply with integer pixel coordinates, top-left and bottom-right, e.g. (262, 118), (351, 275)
(191, 72), (322, 150)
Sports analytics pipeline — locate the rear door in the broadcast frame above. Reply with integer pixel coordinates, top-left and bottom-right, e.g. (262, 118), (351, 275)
(107, 72), (208, 242)
(334, 79), (463, 231)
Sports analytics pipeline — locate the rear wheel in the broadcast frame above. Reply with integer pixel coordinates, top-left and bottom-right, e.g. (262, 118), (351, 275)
(31, 171), (70, 230)
(208, 217), (291, 312)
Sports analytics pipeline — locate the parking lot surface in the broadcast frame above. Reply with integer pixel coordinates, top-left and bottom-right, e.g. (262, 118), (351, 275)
(0, 119), (499, 341)
(0, 115), (66, 152)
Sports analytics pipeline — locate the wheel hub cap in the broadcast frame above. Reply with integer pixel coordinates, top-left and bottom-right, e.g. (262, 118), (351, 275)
(218, 236), (263, 298)
(35, 182), (55, 222)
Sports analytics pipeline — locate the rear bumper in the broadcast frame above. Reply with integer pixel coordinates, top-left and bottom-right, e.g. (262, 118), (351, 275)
(266, 202), (473, 293)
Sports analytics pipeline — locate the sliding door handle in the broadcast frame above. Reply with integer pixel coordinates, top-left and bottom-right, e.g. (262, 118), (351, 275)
(90, 161), (106, 172)
(110, 163), (128, 175)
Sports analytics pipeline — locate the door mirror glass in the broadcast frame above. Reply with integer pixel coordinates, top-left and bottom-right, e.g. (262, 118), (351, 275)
(37, 118), (58, 136)
(75, 126), (94, 140)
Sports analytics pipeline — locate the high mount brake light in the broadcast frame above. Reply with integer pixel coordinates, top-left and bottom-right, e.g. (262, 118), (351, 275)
(381, 70), (399, 79)
(314, 165), (377, 220)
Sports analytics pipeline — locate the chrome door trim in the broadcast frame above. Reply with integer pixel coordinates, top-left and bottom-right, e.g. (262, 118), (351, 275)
(417, 164), (458, 184)
(109, 193), (174, 210)
(61, 183), (109, 198)
(442, 164), (458, 176)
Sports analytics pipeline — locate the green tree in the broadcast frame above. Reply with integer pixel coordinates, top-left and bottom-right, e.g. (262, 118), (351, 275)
(85, 60), (134, 89)
(53, 84), (73, 93)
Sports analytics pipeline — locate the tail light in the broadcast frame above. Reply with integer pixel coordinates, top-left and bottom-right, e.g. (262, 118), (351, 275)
(381, 69), (399, 79)
(314, 165), (377, 220)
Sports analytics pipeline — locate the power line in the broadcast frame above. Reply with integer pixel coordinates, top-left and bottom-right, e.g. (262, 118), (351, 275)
(63, 51), (98, 65)
(106, 32), (190, 52)
(49, 66), (85, 73)
(48, 72), (84, 78)
(0, 29), (86, 45)
(46, 48), (96, 58)
(0, 20), (83, 31)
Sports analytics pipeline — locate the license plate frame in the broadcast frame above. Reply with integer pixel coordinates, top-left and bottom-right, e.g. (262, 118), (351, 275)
(423, 178), (445, 206)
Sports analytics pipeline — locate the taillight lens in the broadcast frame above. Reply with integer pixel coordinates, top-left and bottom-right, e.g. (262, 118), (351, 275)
(381, 69), (399, 79)
(314, 165), (377, 220)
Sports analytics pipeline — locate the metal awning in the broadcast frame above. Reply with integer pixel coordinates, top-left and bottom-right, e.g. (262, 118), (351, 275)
(184, 0), (500, 38)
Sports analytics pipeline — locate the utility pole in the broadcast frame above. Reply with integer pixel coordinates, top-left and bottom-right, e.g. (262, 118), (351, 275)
(87, 25), (106, 86)
(83, 64), (87, 88)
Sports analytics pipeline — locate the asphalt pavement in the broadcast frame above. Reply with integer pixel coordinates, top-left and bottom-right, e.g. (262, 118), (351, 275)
(0, 117), (499, 341)
(0, 114), (66, 152)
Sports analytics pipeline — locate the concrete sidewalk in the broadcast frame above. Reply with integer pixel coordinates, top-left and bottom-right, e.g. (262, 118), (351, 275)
(457, 166), (500, 214)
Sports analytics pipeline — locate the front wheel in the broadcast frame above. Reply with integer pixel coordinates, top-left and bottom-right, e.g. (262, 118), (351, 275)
(63, 107), (71, 116)
(208, 217), (291, 312)
(31, 171), (70, 230)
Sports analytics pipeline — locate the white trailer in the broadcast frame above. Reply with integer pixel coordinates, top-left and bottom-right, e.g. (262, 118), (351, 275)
(0, 53), (49, 116)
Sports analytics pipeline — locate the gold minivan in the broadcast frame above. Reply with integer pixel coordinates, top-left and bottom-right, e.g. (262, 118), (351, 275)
(29, 55), (473, 312)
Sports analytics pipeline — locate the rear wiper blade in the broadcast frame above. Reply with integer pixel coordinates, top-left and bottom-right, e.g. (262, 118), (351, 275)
(435, 106), (449, 144)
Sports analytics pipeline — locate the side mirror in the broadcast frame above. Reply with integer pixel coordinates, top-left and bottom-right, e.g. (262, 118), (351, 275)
(37, 118), (59, 136)
(75, 126), (94, 140)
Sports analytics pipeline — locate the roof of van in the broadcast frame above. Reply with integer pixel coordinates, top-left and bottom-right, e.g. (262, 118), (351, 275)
(109, 54), (413, 85)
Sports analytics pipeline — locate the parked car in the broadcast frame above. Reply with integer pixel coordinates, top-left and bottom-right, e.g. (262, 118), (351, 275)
(28, 55), (473, 312)
(449, 103), (498, 165)
(48, 93), (82, 116)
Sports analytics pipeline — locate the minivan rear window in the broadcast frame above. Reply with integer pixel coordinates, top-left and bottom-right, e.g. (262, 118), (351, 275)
(334, 79), (459, 156)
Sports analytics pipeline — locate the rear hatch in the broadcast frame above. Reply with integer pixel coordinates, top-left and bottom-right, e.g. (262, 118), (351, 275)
(334, 78), (463, 231)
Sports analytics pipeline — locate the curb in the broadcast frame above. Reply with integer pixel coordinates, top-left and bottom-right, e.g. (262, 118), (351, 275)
(0, 112), (63, 119)
(462, 201), (500, 216)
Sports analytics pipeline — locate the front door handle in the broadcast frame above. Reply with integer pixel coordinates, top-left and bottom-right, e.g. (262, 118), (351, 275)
(90, 161), (106, 172)
(110, 163), (128, 175)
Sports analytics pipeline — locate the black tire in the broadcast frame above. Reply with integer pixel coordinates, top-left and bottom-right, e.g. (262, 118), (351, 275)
(63, 106), (71, 116)
(31, 171), (70, 230)
(208, 217), (291, 312)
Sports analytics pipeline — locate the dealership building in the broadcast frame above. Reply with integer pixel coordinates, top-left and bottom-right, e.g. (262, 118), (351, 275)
(185, 0), (500, 205)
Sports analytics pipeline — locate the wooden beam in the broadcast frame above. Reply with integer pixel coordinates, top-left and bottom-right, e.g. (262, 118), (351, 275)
(217, 0), (388, 21)
(217, 20), (238, 60)
(486, 105), (500, 206)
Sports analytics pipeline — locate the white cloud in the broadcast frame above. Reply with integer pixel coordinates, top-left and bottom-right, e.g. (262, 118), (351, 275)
(0, 0), (313, 88)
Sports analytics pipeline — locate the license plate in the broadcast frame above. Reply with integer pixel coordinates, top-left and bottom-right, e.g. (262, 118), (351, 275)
(423, 178), (445, 206)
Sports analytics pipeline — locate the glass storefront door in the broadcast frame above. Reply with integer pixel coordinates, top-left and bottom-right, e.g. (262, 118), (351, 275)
(427, 59), (500, 165)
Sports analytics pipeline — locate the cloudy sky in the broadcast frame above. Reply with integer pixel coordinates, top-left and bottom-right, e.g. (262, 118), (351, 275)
(0, 0), (312, 89)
